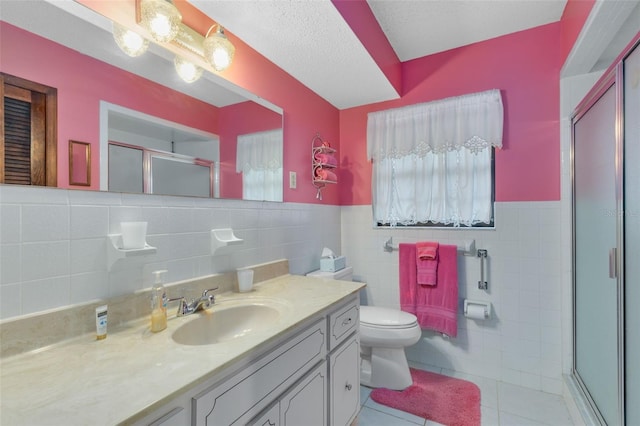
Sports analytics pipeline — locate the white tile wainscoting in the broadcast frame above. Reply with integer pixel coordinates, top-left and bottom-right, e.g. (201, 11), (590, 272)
(0, 186), (341, 319)
(341, 202), (566, 395)
(1, 186), (571, 402)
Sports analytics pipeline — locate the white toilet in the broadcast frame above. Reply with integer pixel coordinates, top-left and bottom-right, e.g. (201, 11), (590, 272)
(305, 266), (421, 391)
(359, 306), (421, 390)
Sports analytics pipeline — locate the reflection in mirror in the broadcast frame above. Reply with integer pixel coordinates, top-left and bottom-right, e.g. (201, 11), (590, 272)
(1, 0), (284, 202)
(69, 140), (91, 186)
(103, 103), (219, 198)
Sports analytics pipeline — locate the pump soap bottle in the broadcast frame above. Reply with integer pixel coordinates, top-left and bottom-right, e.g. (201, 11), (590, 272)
(150, 269), (168, 332)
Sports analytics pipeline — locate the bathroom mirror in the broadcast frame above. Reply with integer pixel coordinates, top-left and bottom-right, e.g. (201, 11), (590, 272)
(1, 0), (284, 202)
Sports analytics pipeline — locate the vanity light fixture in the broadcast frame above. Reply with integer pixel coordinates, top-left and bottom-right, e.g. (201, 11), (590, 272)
(203, 25), (235, 72)
(174, 55), (203, 83)
(139, 0), (182, 44)
(112, 23), (149, 57)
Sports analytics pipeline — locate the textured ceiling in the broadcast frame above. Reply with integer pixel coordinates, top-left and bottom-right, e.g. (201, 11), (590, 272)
(190, 0), (568, 109)
(5, 0), (638, 111)
(368, 0), (567, 62)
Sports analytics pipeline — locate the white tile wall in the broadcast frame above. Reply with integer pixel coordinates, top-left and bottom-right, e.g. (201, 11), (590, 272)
(0, 185), (570, 396)
(341, 202), (565, 394)
(0, 186), (341, 319)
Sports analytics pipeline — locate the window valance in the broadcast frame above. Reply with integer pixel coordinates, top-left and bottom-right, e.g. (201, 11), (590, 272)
(367, 89), (503, 161)
(236, 129), (283, 172)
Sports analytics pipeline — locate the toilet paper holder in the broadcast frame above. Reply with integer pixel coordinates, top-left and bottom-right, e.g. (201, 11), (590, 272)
(463, 299), (491, 319)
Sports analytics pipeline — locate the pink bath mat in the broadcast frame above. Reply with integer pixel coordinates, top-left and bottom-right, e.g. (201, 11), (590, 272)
(369, 368), (481, 426)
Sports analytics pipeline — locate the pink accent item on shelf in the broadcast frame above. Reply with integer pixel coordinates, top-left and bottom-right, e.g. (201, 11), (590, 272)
(416, 241), (438, 286)
(399, 243), (458, 337)
(314, 152), (338, 167)
(315, 167), (337, 182)
(370, 368), (480, 426)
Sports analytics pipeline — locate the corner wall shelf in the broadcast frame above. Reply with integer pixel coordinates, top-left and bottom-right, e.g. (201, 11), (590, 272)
(106, 234), (157, 270)
(211, 228), (243, 254)
(312, 132), (337, 200)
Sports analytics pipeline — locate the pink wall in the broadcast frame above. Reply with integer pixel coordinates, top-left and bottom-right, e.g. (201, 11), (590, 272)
(1, 22), (222, 191)
(3, 0), (596, 206)
(222, 32), (341, 204)
(218, 102), (283, 199)
(339, 23), (563, 205)
(1, 19), (340, 204)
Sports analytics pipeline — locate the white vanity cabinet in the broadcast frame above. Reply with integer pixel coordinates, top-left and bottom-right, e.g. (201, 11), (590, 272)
(192, 318), (327, 425)
(249, 361), (328, 426)
(326, 298), (360, 426)
(139, 295), (360, 426)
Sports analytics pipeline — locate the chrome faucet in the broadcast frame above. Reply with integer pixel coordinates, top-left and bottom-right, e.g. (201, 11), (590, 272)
(167, 287), (218, 317)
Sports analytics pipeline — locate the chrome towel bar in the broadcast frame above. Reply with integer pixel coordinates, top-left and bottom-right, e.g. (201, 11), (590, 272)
(383, 237), (489, 290)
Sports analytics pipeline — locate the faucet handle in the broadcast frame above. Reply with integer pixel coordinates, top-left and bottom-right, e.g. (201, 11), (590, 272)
(202, 287), (219, 297)
(167, 296), (188, 316)
(202, 287), (219, 304)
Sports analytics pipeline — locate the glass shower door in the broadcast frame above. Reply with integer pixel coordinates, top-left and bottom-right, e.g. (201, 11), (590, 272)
(624, 42), (639, 426)
(573, 82), (620, 425)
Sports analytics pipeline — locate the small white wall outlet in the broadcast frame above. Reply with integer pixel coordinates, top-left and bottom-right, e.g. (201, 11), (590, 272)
(289, 171), (297, 189)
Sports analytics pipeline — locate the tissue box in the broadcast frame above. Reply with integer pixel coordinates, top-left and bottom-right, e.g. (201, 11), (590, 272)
(320, 256), (346, 272)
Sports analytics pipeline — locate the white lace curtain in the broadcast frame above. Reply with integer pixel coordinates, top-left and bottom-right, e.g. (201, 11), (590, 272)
(236, 129), (283, 173)
(236, 129), (283, 201)
(367, 89), (503, 226)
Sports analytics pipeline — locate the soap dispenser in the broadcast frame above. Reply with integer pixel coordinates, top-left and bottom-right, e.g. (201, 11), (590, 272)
(150, 269), (168, 333)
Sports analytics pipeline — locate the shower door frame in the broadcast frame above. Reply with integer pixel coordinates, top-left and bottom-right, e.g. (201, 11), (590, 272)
(570, 62), (626, 425)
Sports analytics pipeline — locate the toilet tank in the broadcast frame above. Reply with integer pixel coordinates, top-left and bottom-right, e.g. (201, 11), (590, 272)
(306, 266), (353, 281)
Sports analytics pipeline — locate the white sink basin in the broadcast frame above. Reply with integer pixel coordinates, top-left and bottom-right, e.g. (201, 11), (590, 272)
(172, 301), (283, 346)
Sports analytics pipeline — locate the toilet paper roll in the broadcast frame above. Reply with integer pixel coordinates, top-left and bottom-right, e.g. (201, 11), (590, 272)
(465, 304), (487, 320)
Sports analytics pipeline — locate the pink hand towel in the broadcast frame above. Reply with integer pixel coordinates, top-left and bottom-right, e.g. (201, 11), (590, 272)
(416, 241), (438, 286)
(314, 152), (338, 167)
(414, 244), (458, 337)
(315, 167), (337, 182)
(399, 243), (418, 315)
(416, 241), (438, 260)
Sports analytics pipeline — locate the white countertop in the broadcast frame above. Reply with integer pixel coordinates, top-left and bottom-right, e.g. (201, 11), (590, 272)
(0, 274), (364, 426)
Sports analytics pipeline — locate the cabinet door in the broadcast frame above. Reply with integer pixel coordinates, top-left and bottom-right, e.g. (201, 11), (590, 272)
(248, 402), (279, 426)
(280, 362), (327, 426)
(329, 336), (359, 426)
(193, 318), (326, 426)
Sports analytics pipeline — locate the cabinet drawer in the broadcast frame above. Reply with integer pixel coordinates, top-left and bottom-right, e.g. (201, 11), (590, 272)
(328, 297), (359, 350)
(192, 318), (327, 425)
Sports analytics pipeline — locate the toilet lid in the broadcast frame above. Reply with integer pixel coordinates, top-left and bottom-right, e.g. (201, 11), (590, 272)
(360, 306), (418, 329)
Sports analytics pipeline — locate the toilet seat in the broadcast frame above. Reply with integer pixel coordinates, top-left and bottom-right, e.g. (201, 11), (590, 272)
(360, 306), (418, 329)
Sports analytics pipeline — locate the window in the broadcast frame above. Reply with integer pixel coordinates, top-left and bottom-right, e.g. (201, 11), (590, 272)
(236, 129), (283, 202)
(1, 73), (57, 186)
(367, 89), (503, 227)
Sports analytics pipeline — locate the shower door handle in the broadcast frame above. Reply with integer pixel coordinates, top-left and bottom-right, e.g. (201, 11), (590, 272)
(609, 247), (617, 279)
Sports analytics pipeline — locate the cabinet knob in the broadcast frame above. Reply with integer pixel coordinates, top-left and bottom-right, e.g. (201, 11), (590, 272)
(342, 317), (352, 326)
(345, 383), (352, 391)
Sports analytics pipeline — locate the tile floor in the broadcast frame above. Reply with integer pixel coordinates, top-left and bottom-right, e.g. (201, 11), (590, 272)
(357, 363), (576, 426)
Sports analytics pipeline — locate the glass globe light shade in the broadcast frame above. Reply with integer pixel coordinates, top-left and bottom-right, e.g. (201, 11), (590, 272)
(140, 0), (182, 43)
(174, 56), (203, 83)
(113, 23), (149, 57)
(203, 26), (235, 72)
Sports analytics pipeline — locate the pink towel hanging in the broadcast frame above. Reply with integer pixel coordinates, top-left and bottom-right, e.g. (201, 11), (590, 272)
(399, 243), (458, 337)
(416, 241), (438, 286)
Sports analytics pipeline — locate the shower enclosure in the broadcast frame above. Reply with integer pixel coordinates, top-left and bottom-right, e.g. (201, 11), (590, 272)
(572, 38), (639, 425)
